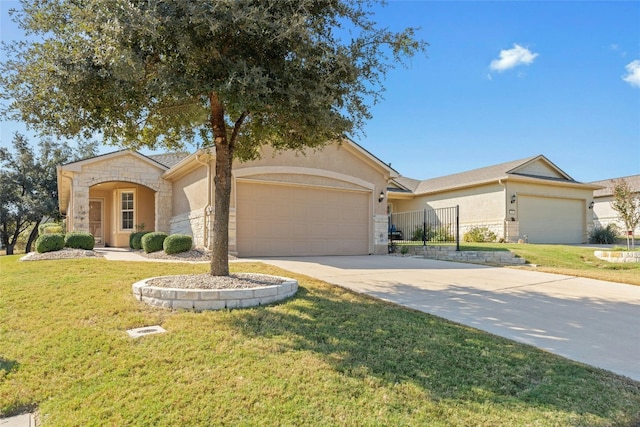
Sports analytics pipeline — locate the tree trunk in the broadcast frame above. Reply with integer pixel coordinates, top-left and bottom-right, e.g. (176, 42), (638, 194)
(25, 220), (41, 253)
(5, 244), (14, 256)
(209, 93), (233, 276)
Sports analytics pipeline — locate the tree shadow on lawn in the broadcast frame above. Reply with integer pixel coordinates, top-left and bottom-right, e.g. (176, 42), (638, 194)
(0, 357), (37, 418)
(228, 283), (640, 423)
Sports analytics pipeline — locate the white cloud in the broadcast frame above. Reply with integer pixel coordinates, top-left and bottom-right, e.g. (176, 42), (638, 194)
(490, 44), (539, 72)
(622, 60), (640, 88)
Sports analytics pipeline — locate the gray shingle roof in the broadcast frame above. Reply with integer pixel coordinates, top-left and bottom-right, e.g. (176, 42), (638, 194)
(411, 155), (546, 195)
(146, 152), (190, 168)
(591, 175), (640, 197)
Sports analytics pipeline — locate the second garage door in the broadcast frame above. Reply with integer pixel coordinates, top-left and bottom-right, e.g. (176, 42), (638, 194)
(518, 196), (585, 243)
(236, 182), (370, 257)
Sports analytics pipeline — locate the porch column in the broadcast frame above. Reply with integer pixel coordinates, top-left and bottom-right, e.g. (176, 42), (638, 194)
(155, 182), (173, 233)
(72, 176), (90, 233)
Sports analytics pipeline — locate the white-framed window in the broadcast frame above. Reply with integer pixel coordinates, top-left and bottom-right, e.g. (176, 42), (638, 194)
(119, 190), (135, 231)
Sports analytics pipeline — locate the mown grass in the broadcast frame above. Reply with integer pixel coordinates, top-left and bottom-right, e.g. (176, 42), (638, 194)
(460, 243), (640, 286)
(1, 255), (639, 426)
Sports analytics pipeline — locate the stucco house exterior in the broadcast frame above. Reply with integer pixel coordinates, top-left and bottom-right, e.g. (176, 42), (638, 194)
(57, 139), (396, 256)
(57, 146), (602, 254)
(590, 175), (640, 235)
(387, 155), (601, 244)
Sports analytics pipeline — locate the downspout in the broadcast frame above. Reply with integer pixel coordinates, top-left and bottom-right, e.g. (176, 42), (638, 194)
(196, 152), (213, 250)
(498, 179), (507, 241)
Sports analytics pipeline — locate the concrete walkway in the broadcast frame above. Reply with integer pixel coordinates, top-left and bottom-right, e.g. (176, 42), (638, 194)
(248, 255), (640, 382)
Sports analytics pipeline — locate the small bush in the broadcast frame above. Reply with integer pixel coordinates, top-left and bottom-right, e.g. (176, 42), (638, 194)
(39, 222), (63, 235)
(130, 231), (151, 250)
(411, 226), (425, 242)
(163, 234), (193, 254)
(463, 226), (497, 243)
(64, 232), (95, 250)
(35, 233), (65, 253)
(431, 226), (454, 242)
(141, 232), (168, 253)
(589, 224), (618, 244)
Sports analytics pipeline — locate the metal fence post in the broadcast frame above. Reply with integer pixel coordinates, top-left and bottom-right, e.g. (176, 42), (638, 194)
(456, 204), (460, 251)
(423, 208), (427, 246)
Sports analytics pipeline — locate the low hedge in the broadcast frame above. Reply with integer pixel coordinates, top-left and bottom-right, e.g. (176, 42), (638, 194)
(39, 222), (64, 235)
(141, 232), (168, 253)
(64, 232), (95, 250)
(163, 234), (193, 254)
(35, 233), (65, 253)
(130, 231), (151, 250)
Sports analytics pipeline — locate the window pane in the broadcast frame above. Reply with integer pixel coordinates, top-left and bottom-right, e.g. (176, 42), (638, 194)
(122, 211), (134, 230)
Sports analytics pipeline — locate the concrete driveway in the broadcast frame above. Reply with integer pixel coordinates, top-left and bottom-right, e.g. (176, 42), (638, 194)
(248, 255), (640, 381)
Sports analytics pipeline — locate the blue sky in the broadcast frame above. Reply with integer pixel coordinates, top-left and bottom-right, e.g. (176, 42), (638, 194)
(1, 1), (639, 183)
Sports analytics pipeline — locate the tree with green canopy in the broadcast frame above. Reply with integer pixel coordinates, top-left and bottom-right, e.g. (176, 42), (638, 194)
(0, 133), (98, 255)
(0, 0), (426, 275)
(610, 179), (640, 250)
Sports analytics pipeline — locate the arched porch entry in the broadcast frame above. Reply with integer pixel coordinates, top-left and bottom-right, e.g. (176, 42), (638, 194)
(89, 181), (157, 247)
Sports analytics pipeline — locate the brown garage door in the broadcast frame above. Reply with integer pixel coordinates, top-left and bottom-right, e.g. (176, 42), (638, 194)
(518, 196), (585, 243)
(236, 182), (370, 256)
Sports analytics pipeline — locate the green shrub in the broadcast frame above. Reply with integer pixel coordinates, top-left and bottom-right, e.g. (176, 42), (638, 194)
(130, 231), (151, 250)
(431, 226), (454, 242)
(589, 224), (618, 244)
(411, 226), (425, 241)
(463, 226), (497, 243)
(64, 232), (95, 250)
(39, 222), (63, 235)
(141, 232), (168, 253)
(163, 234), (193, 254)
(35, 233), (65, 253)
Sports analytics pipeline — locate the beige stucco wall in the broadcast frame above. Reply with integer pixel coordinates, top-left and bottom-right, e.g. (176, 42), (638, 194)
(172, 164), (209, 216)
(389, 179), (595, 242)
(593, 196), (639, 234)
(230, 144), (390, 255)
(170, 143), (391, 254)
(391, 183), (506, 238)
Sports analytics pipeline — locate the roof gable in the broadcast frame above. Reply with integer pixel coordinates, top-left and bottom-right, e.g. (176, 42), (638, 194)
(60, 150), (170, 172)
(508, 156), (573, 180)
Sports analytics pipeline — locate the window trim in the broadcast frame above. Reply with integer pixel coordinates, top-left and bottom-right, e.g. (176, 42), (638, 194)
(118, 189), (136, 232)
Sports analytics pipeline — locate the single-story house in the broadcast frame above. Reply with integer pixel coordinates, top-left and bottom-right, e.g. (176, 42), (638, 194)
(57, 139), (396, 256)
(590, 175), (640, 234)
(388, 155), (601, 244)
(57, 144), (602, 254)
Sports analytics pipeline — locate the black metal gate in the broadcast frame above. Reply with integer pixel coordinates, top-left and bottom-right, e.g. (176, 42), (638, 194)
(388, 205), (459, 250)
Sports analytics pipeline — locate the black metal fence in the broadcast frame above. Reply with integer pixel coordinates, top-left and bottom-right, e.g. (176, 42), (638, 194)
(389, 205), (459, 250)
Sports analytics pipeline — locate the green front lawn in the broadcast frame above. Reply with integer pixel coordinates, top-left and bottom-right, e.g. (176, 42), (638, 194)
(1, 255), (639, 426)
(460, 243), (640, 286)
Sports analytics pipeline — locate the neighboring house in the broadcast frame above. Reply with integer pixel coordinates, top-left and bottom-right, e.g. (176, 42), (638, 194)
(57, 139), (396, 256)
(590, 175), (640, 234)
(388, 155), (601, 244)
(57, 147), (602, 253)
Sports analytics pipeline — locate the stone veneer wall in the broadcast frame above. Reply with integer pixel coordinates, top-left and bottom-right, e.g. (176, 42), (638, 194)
(396, 245), (526, 265)
(71, 155), (172, 234)
(374, 214), (389, 255)
(169, 210), (207, 248)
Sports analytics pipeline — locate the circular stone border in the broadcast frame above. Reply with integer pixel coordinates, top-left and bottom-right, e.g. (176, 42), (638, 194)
(132, 275), (298, 311)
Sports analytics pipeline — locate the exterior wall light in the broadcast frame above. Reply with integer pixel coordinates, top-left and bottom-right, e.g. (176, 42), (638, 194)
(588, 201), (594, 209)
(510, 194), (517, 204)
(378, 191), (385, 203)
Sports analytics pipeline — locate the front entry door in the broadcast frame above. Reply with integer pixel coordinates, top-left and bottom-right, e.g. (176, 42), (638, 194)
(89, 199), (103, 245)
